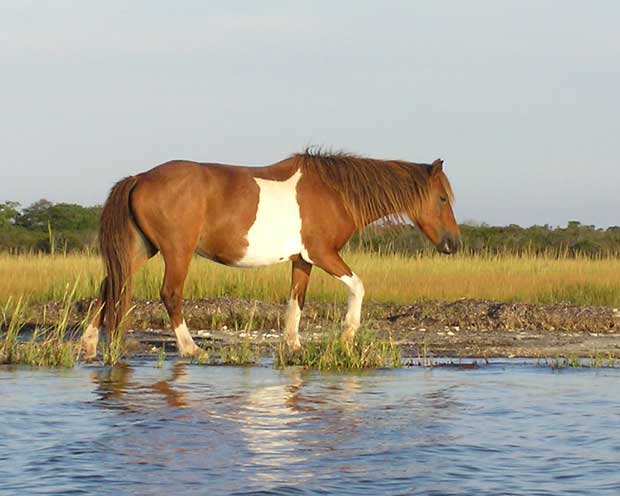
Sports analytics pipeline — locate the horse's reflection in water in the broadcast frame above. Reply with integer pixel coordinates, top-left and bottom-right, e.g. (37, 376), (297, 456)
(87, 362), (383, 491)
(91, 364), (134, 407)
(236, 368), (366, 486)
(148, 363), (189, 409)
(91, 361), (189, 411)
(88, 362), (460, 491)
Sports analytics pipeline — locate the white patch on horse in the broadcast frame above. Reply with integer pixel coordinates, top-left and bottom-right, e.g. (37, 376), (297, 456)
(236, 170), (309, 267)
(339, 273), (365, 331)
(173, 320), (199, 355)
(300, 247), (313, 264)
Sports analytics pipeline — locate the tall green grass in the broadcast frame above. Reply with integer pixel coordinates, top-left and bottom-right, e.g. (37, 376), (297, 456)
(1, 251), (619, 307)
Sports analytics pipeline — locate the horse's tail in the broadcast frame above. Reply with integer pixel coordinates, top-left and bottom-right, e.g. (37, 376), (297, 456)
(99, 175), (140, 334)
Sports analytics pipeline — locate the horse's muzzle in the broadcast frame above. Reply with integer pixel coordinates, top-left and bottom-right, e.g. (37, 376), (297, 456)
(437, 235), (460, 255)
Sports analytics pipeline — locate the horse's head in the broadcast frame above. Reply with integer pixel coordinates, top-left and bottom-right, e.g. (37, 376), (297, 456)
(414, 159), (461, 254)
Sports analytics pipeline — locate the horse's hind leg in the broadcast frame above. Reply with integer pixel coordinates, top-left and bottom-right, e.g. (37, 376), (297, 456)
(80, 233), (153, 360)
(284, 257), (313, 349)
(311, 251), (365, 345)
(81, 293), (104, 360)
(160, 248), (203, 357)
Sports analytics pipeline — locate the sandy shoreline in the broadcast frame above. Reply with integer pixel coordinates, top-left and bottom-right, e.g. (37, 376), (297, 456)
(25, 297), (620, 358)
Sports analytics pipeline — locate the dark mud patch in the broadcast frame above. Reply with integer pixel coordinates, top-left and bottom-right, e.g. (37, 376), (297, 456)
(25, 297), (620, 358)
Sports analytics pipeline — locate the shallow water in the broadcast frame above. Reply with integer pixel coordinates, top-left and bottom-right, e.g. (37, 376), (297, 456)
(1, 360), (619, 495)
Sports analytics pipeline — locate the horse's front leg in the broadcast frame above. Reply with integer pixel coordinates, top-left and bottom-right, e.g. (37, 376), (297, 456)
(284, 257), (313, 350)
(338, 273), (365, 344)
(311, 251), (365, 346)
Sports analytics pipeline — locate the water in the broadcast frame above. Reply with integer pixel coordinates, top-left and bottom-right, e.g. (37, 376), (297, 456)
(1, 360), (619, 495)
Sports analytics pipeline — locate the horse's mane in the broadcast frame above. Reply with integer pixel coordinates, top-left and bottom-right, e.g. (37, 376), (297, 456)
(296, 148), (453, 230)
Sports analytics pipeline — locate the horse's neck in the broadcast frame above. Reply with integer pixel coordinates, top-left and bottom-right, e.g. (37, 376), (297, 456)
(358, 164), (427, 226)
(363, 210), (409, 228)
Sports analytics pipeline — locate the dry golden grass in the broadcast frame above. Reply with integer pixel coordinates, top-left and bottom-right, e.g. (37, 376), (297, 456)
(1, 251), (619, 307)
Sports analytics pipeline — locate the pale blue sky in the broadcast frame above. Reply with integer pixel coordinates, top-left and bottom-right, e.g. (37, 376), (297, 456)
(1, 1), (618, 227)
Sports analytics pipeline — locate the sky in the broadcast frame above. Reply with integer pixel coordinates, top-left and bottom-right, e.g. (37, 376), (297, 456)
(1, 1), (618, 227)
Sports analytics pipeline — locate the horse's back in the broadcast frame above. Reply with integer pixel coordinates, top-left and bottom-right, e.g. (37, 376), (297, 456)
(127, 157), (351, 267)
(129, 160), (284, 265)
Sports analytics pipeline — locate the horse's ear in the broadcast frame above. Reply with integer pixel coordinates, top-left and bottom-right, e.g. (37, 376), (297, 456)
(431, 159), (443, 175)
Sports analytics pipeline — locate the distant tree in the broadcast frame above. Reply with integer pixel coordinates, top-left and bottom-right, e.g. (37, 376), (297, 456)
(0, 201), (21, 229)
(48, 203), (100, 231)
(15, 200), (101, 233)
(571, 239), (603, 256)
(16, 199), (54, 231)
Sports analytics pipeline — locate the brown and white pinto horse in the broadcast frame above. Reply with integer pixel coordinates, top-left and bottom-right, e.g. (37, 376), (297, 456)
(81, 150), (460, 358)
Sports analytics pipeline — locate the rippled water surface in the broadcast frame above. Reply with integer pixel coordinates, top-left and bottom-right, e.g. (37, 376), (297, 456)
(1, 360), (619, 495)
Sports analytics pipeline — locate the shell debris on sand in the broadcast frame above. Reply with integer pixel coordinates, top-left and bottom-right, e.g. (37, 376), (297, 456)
(22, 297), (620, 358)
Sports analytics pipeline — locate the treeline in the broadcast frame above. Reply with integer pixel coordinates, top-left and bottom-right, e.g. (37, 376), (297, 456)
(0, 200), (100, 253)
(1, 200), (619, 256)
(352, 222), (620, 257)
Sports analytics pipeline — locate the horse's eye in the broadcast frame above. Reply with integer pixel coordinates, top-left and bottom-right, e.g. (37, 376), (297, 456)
(440, 196), (448, 203)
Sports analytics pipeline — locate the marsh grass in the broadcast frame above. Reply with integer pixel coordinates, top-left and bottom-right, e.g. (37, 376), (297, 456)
(182, 339), (258, 366)
(275, 328), (402, 370)
(545, 352), (620, 369)
(102, 302), (134, 366)
(2, 249), (619, 369)
(0, 297), (27, 363)
(213, 335), (258, 366)
(0, 284), (82, 368)
(1, 251), (619, 308)
(416, 338), (435, 367)
(156, 344), (166, 368)
(191, 305), (260, 366)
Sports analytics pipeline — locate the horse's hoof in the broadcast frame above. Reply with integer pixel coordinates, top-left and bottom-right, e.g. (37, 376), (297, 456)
(182, 346), (209, 361)
(79, 342), (98, 361)
(286, 340), (302, 351)
(339, 332), (355, 348)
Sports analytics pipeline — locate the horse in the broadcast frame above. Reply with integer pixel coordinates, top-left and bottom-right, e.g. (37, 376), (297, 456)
(80, 150), (461, 358)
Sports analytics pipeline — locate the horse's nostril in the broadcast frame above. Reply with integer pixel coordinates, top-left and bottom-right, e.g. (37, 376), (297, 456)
(451, 239), (461, 253)
(437, 239), (451, 254)
(438, 236), (459, 255)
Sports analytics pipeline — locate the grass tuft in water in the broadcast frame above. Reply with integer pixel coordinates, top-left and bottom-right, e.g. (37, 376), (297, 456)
(214, 336), (258, 366)
(156, 344), (167, 368)
(184, 341), (257, 366)
(102, 297), (134, 366)
(205, 303), (259, 366)
(0, 296), (28, 364)
(275, 328), (402, 370)
(0, 284), (81, 368)
(192, 308), (259, 366)
(416, 338), (435, 367)
(545, 351), (620, 369)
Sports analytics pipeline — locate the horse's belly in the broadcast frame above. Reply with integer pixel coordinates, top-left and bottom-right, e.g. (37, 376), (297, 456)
(233, 171), (304, 268)
(235, 229), (301, 267)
